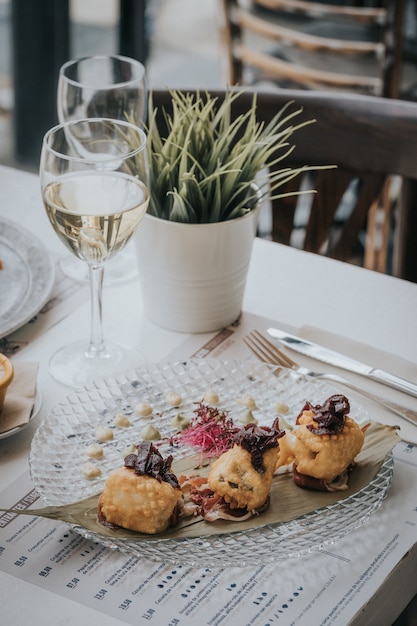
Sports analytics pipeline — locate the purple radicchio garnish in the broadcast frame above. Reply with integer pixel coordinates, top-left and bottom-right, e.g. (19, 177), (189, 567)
(124, 441), (180, 489)
(296, 394), (350, 435)
(233, 417), (284, 474)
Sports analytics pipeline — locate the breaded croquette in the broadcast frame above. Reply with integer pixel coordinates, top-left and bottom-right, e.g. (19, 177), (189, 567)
(276, 395), (365, 488)
(207, 418), (284, 512)
(97, 442), (183, 534)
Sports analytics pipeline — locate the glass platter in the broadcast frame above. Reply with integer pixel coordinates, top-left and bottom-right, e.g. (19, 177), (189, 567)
(29, 359), (394, 567)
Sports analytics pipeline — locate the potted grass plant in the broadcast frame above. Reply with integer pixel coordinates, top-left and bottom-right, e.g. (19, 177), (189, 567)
(134, 88), (314, 333)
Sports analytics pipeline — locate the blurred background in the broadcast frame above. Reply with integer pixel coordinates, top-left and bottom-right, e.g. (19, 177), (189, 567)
(0, 0), (224, 171)
(0, 0), (416, 171)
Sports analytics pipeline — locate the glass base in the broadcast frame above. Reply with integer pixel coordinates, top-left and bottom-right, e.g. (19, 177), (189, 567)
(49, 340), (145, 388)
(58, 248), (138, 286)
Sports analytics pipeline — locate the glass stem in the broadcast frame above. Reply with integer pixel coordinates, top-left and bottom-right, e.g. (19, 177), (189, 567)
(86, 264), (107, 358)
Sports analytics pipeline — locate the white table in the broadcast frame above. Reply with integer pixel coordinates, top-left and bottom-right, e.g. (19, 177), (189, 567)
(1, 164), (417, 626)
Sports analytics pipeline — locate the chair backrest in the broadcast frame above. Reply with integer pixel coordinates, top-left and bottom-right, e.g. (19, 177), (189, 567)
(220, 0), (406, 98)
(151, 88), (417, 282)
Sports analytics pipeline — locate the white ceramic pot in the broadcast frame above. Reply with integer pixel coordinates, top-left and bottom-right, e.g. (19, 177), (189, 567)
(134, 206), (260, 333)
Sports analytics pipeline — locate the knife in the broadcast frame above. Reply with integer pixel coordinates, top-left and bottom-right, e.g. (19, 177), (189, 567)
(267, 328), (417, 399)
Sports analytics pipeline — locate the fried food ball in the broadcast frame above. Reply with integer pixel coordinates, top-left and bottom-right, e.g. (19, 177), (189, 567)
(276, 395), (365, 485)
(291, 410), (364, 483)
(97, 442), (183, 534)
(182, 420), (284, 520)
(207, 444), (279, 512)
(98, 466), (183, 534)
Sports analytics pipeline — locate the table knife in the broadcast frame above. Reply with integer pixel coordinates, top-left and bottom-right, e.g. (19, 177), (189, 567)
(267, 327), (417, 399)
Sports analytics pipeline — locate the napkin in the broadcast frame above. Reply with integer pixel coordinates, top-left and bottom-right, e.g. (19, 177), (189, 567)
(298, 326), (417, 445)
(0, 362), (39, 434)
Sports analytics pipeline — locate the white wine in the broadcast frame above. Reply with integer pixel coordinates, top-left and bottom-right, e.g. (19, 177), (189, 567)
(43, 172), (149, 264)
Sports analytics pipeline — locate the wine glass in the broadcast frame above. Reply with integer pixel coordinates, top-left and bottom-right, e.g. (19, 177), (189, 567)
(57, 55), (147, 284)
(40, 118), (149, 388)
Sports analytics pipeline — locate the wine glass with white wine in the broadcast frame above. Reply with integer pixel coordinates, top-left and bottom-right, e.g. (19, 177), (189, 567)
(57, 54), (147, 284)
(40, 117), (149, 388)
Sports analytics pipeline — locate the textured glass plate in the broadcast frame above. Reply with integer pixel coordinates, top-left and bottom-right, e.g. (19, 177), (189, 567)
(29, 359), (393, 567)
(0, 217), (55, 338)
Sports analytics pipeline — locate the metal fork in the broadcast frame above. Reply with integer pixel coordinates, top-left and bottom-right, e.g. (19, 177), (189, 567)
(244, 330), (417, 426)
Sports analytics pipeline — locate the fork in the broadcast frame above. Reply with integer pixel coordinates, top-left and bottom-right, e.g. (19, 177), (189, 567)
(244, 330), (417, 426)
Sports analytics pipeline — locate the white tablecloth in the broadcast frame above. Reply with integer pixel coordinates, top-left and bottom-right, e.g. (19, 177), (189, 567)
(1, 164), (417, 626)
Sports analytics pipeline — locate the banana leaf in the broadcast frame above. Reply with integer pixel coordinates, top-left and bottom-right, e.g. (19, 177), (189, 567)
(0, 422), (399, 542)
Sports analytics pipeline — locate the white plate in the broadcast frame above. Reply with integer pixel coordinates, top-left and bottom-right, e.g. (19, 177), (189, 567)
(0, 386), (43, 440)
(0, 217), (55, 338)
(29, 359), (392, 566)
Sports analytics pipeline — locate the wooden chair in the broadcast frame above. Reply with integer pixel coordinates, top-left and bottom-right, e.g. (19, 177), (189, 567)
(220, 0), (406, 98)
(151, 88), (417, 282)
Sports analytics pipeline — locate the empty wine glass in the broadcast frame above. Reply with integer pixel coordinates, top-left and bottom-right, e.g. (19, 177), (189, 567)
(57, 55), (147, 284)
(40, 118), (149, 388)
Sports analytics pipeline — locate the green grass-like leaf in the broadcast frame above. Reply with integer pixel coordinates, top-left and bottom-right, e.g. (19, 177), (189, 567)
(142, 89), (321, 223)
